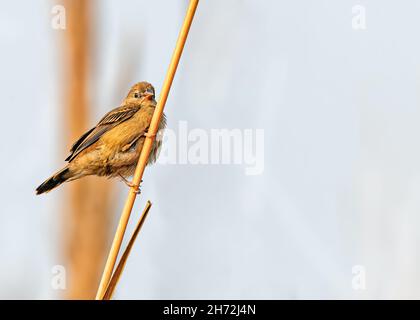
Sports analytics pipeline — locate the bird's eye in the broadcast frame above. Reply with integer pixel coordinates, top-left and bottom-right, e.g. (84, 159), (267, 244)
(134, 92), (140, 98)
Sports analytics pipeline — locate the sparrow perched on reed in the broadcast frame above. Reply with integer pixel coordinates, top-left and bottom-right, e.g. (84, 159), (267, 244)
(36, 81), (166, 195)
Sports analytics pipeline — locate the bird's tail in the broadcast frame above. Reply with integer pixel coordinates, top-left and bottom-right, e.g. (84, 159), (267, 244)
(36, 167), (71, 195)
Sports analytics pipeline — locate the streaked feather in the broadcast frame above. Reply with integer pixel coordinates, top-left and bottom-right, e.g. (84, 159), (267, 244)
(66, 103), (141, 162)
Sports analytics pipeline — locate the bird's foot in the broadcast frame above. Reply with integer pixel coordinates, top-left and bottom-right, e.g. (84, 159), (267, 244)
(131, 186), (141, 195)
(127, 182), (141, 194)
(144, 131), (156, 138)
(118, 174), (142, 194)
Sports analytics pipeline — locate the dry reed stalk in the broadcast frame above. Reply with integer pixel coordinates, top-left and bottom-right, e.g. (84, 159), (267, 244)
(95, 0), (199, 299)
(101, 201), (153, 300)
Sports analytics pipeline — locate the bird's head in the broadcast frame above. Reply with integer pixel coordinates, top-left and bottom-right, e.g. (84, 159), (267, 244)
(126, 82), (155, 102)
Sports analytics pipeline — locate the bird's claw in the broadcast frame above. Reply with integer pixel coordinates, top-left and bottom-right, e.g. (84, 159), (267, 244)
(131, 186), (141, 195)
(144, 131), (156, 138)
(127, 182), (141, 195)
(119, 174), (142, 194)
(128, 181), (142, 194)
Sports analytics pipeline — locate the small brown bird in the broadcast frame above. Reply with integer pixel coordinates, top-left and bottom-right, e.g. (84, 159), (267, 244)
(36, 81), (166, 195)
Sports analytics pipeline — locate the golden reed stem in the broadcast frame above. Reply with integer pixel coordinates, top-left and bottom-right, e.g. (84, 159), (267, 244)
(95, 0), (199, 300)
(102, 201), (153, 300)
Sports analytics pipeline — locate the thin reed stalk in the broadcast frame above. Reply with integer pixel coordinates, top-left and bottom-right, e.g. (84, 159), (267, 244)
(102, 201), (153, 300)
(95, 0), (199, 299)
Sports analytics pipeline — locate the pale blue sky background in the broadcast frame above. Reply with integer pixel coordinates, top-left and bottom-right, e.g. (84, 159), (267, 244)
(0, 0), (420, 299)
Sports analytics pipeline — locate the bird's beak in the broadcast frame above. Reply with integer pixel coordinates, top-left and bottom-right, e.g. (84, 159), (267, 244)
(144, 91), (154, 100)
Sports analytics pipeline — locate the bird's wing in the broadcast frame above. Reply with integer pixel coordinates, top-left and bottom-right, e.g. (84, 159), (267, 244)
(65, 104), (141, 162)
(68, 127), (95, 154)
